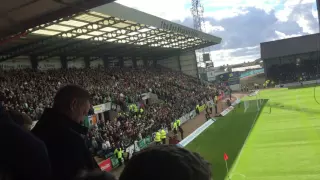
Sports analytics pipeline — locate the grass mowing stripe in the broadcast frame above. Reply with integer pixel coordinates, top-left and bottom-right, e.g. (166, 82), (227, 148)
(186, 100), (264, 180)
(233, 87), (320, 180)
(188, 87), (320, 180)
(227, 100), (264, 179)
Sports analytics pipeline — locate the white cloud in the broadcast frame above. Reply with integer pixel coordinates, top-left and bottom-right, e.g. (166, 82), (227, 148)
(202, 21), (225, 33)
(203, 0), (279, 9)
(204, 8), (249, 21)
(274, 30), (302, 39)
(312, 8), (318, 19)
(117, 0), (319, 66)
(197, 46), (260, 67)
(275, 0), (315, 22)
(202, 0), (287, 21)
(296, 15), (317, 33)
(116, 0), (190, 21)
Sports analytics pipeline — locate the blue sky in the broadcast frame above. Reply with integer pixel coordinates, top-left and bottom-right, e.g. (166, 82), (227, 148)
(117, 0), (319, 67)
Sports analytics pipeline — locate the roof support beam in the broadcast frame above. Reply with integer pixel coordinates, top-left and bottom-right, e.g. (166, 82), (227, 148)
(38, 21), (146, 61)
(143, 58), (148, 67)
(103, 56), (109, 69)
(153, 59), (157, 68)
(60, 56), (67, 69)
(65, 25), (157, 60)
(119, 57), (124, 68)
(0, 16), (119, 62)
(177, 55), (182, 71)
(118, 32), (203, 57)
(0, 0), (116, 39)
(84, 56), (90, 68)
(30, 55), (38, 69)
(35, 17), (124, 59)
(133, 57), (138, 68)
(75, 28), (166, 61)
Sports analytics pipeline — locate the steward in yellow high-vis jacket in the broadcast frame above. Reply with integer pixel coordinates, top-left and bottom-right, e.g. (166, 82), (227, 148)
(176, 119), (184, 139)
(154, 131), (161, 145)
(114, 147), (123, 166)
(173, 121), (178, 135)
(160, 129), (167, 144)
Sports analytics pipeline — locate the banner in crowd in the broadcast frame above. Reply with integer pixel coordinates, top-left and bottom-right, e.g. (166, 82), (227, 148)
(133, 140), (141, 152)
(207, 100), (214, 107)
(138, 139), (147, 149)
(110, 155), (120, 168)
(175, 109), (196, 125)
(93, 102), (111, 114)
(83, 115), (97, 128)
(126, 144), (135, 159)
(99, 158), (112, 172)
(188, 110), (197, 121)
(145, 136), (152, 145)
(178, 114), (188, 125)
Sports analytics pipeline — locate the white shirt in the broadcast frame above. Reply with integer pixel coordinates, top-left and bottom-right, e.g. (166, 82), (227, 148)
(105, 141), (111, 149)
(102, 143), (108, 150)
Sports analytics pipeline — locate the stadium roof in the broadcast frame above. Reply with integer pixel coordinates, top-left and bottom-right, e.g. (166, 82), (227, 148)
(0, 0), (115, 40)
(261, 33), (319, 60)
(0, 2), (222, 63)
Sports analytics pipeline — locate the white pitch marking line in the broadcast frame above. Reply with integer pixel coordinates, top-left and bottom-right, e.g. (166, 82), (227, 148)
(228, 109), (260, 177)
(230, 173), (247, 180)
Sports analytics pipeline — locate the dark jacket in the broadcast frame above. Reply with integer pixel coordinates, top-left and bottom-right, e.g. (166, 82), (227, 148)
(0, 110), (51, 180)
(32, 108), (99, 180)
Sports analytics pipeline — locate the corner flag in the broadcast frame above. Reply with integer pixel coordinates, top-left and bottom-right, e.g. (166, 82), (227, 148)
(224, 153), (229, 161)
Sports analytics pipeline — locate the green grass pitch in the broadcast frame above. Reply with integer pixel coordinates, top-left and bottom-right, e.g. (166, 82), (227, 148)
(186, 87), (320, 180)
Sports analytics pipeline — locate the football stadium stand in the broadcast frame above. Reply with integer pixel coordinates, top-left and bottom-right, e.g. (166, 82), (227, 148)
(0, 2), (224, 177)
(261, 33), (320, 84)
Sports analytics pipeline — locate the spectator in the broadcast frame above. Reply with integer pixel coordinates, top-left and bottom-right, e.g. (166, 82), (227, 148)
(32, 85), (98, 180)
(1, 66), (228, 166)
(0, 107), (51, 180)
(119, 145), (211, 180)
(6, 110), (33, 131)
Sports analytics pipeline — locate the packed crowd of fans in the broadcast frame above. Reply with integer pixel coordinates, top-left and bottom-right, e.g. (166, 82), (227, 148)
(266, 60), (320, 83)
(0, 67), (212, 118)
(0, 66), (225, 158)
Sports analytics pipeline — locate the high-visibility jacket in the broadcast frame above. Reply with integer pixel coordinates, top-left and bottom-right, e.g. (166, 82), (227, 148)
(154, 132), (161, 142)
(140, 108), (144, 113)
(173, 122), (178, 131)
(176, 119), (181, 127)
(196, 105), (200, 110)
(114, 148), (123, 159)
(160, 129), (166, 139)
